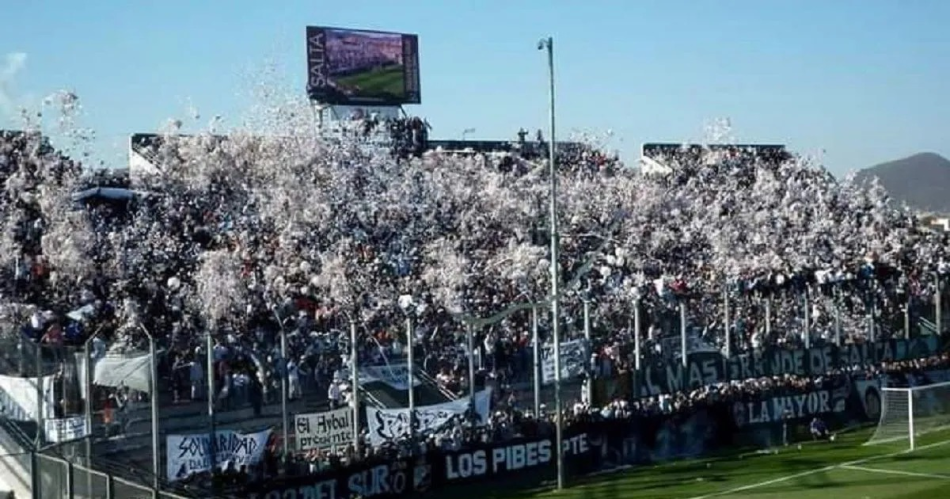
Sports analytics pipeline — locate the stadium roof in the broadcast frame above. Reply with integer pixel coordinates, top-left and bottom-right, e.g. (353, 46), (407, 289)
(129, 132), (587, 173)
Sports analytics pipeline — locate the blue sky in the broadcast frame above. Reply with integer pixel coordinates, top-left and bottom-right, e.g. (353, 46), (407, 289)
(0, 0), (947, 175)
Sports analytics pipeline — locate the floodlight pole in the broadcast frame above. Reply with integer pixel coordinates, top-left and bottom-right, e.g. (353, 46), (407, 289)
(539, 35), (564, 492)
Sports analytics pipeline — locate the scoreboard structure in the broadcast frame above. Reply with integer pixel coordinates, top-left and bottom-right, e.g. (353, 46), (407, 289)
(305, 26), (421, 107)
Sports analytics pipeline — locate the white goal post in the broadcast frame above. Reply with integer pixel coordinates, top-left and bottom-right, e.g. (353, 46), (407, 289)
(866, 380), (950, 451)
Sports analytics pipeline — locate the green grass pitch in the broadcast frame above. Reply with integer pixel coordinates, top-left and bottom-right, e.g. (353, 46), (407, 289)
(335, 66), (405, 99)
(453, 427), (950, 499)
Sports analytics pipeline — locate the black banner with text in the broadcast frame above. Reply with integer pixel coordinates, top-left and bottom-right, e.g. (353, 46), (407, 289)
(246, 457), (431, 499)
(635, 336), (944, 397)
(241, 367), (950, 499)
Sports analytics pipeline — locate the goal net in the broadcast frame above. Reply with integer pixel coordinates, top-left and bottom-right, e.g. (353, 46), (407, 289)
(866, 380), (950, 450)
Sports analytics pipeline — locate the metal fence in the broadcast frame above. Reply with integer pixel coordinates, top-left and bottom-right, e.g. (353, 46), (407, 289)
(0, 447), (30, 498)
(0, 275), (948, 497)
(32, 452), (193, 499)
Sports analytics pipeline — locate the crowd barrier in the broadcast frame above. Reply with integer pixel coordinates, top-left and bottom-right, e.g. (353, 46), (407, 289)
(30, 452), (196, 499)
(1, 331), (946, 498)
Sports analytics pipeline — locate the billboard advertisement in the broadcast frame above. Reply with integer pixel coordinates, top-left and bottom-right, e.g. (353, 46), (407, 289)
(306, 26), (421, 106)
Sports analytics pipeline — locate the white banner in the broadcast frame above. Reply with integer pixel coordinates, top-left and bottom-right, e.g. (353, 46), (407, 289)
(542, 339), (589, 385)
(166, 429), (271, 481)
(0, 374), (56, 422)
(295, 407), (354, 452)
(44, 416), (89, 443)
(92, 352), (155, 394)
(366, 389), (492, 447)
(358, 364), (422, 391)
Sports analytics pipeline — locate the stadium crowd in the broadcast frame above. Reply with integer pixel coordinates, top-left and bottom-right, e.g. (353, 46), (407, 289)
(1, 100), (950, 491)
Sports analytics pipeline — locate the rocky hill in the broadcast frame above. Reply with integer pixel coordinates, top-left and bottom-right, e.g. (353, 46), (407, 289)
(857, 152), (950, 213)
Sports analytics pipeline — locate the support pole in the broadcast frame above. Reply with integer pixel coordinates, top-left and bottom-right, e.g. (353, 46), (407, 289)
(680, 302), (687, 369)
(32, 341), (42, 498)
(765, 296), (772, 339)
(583, 298), (592, 405)
(723, 282), (731, 358)
(148, 333), (160, 496)
(834, 289), (842, 346)
(84, 336), (94, 498)
(35, 341), (43, 446)
(65, 459), (74, 499)
(538, 35), (564, 491)
(467, 323), (477, 428)
(349, 319), (361, 455)
(206, 331), (216, 482)
(936, 273), (943, 335)
(406, 315), (416, 442)
(633, 299), (641, 372)
(803, 288), (811, 349)
(532, 307), (541, 415)
(30, 451), (40, 499)
(280, 324), (289, 461)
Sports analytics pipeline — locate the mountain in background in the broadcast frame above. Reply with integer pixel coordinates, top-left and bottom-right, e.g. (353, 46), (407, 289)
(856, 152), (950, 214)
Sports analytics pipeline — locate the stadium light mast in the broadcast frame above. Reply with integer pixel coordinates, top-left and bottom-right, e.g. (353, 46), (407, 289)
(538, 35), (565, 492)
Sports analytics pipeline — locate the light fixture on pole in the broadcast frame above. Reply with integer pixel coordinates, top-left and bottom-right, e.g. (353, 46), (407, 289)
(537, 35), (564, 492)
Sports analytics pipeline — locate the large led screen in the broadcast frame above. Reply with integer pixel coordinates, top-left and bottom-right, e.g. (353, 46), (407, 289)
(306, 26), (421, 106)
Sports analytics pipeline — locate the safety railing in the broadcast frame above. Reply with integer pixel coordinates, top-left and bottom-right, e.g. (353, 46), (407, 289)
(34, 453), (196, 499)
